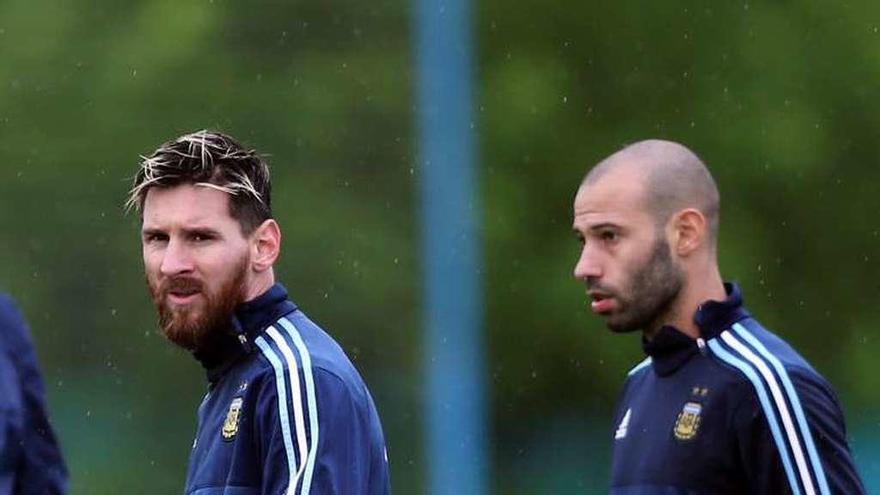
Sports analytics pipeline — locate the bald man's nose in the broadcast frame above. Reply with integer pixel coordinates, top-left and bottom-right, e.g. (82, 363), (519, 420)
(573, 246), (602, 280)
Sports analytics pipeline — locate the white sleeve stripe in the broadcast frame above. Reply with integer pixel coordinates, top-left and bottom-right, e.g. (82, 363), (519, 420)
(277, 317), (320, 495)
(732, 323), (831, 495)
(254, 335), (299, 494)
(721, 331), (817, 495)
(266, 326), (310, 488)
(708, 338), (802, 494)
(627, 357), (652, 376)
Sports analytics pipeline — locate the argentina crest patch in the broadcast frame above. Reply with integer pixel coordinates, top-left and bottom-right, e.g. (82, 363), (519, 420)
(222, 397), (244, 441)
(673, 401), (702, 441)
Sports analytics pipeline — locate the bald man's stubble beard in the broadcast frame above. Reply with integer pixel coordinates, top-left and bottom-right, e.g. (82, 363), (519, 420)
(603, 236), (684, 334)
(148, 255), (249, 353)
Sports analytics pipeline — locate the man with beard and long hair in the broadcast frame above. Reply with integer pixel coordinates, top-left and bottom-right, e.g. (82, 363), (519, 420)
(128, 130), (390, 495)
(572, 140), (865, 494)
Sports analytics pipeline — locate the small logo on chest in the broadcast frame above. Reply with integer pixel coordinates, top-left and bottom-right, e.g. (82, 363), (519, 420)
(222, 397), (244, 441)
(673, 401), (702, 441)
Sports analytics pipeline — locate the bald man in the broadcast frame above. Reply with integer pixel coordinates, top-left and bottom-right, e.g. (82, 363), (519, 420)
(572, 140), (865, 494)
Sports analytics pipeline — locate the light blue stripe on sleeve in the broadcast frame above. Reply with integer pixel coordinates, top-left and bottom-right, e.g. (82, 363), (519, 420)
(627, 357), (652, 376)
(733, 323), (830, 495)
(255, 336), (298, 491)
(708, 338), (802, 495)
(277, 317), (320, 495)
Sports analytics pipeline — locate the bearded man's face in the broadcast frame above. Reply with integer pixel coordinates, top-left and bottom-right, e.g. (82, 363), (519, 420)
(573, 177), (685, 335)
(141, 184), (253, 351)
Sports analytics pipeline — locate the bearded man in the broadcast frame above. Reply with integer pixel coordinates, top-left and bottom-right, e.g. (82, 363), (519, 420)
(572, 139), (865, 494)
(128, 130), (390, 494)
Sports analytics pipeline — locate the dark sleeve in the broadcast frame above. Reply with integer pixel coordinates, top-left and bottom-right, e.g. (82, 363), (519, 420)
(790, 371), (866, 494)
(255, 367), (389, 495)
(0, 295), (68, 494)
(308, 369), (389, 495)
(733, 390), (793, 495)
(734, 367), (866, 495)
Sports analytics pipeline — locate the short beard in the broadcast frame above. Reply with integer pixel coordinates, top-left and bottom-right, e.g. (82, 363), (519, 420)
(598, 234), (684, 334)
(148, 256), (248, 352)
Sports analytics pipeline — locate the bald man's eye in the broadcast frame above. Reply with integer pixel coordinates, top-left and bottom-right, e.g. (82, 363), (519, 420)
(600, 230), (619, 244)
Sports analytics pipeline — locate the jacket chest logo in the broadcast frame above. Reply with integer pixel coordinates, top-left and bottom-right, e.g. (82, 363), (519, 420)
(222, 397), (244, 441)
(673, 401), (702, 441)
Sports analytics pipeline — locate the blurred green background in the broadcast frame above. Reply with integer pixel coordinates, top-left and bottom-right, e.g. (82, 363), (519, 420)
(0, 0), (877, 493)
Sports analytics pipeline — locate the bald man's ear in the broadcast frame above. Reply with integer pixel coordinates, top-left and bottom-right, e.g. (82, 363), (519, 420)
(250, 219), (281, 272)
(671, 209), (706, 257)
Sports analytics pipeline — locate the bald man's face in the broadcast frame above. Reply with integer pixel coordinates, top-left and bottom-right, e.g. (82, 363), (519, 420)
(572, 171), (684, 334)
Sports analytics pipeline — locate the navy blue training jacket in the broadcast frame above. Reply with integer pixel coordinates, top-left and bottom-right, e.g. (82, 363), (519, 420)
(610, 283), (865, 494)
(184, 284), (390, 495)
(0, 293), (67, 494)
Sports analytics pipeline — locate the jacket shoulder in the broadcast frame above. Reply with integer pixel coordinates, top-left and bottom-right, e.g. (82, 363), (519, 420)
(706, 318), (854, 495)
(250, 310), (368, 398)
(0, 294), (39, 366)
(708, 319), (825, 377)
(0, 294), (30, 345)
(625, 357), (652, 378)
(705, 317), (837, 413)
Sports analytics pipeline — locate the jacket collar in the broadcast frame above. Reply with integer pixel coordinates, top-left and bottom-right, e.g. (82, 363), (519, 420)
(233, 283), (298, 342)
(642, 282), (750, 377)
(693, 282), (749, 340)
(193, 283), (298, 383)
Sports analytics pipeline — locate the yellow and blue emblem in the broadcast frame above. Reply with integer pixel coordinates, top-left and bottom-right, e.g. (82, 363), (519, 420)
(673, 401), (702, 441)
(222, 397), (244, 441)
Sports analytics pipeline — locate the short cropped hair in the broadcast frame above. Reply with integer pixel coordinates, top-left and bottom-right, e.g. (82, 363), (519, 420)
(583, 139), (720, 247)
(126, 130), (272, 234)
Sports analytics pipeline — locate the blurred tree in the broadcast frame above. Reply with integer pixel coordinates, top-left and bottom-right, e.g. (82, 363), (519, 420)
(0, 0), (877, 493)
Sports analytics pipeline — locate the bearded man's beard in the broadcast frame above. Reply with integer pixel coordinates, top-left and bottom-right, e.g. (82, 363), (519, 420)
(148, 256), (248, 352)
(588, 233), (685, 334)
